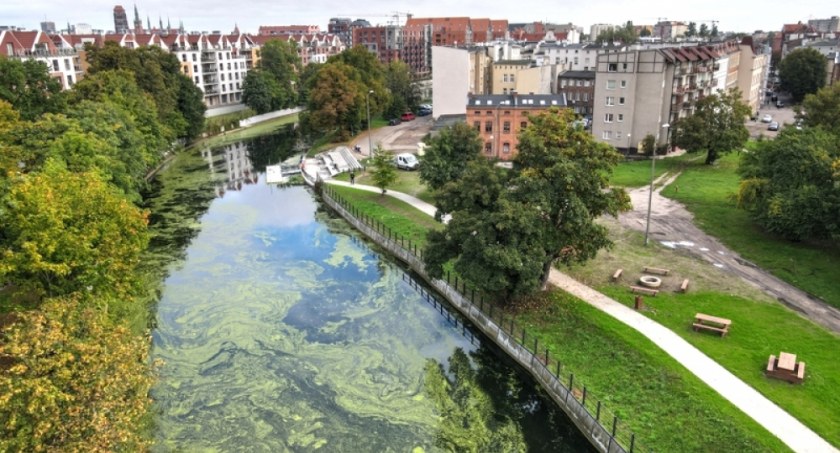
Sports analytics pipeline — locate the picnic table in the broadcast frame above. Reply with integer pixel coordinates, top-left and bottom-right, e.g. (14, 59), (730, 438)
(692, 313), (731, 336)
(766, 352), (806, 384)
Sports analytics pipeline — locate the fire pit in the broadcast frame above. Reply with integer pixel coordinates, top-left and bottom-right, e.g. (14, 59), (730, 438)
(639, 275), (662, 288)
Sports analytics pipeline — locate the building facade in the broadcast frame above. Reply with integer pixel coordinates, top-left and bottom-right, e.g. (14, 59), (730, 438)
(557, 70), (595, 116)
(0, 30), (79, 89)
(113, 5), (129, 34)
(466, 93), (567, 160)
(353, 25), (402, 64)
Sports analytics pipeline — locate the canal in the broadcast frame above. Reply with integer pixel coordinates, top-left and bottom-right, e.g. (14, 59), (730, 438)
(144, 126), (593, 452)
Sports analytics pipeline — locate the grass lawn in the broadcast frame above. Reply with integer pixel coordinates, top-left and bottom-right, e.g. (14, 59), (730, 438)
(340, 168), (435, 204)
(196, 113), (299, 149)
(328, 185), (441, 248)
(518, 291), (788, 452)
(608, 153), (702, 188)
(658, 153), (840, 309)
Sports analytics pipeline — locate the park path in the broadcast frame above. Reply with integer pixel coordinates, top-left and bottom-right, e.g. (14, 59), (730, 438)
(324, 179), (838, 453)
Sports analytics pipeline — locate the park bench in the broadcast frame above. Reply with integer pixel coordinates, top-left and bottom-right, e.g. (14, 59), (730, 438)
(692, 313), (731, 337)
(643, 266), (670, 276)
(612, 269), (623, 281)
(629, 285), (658, 296)
(679, 279), (690, 293)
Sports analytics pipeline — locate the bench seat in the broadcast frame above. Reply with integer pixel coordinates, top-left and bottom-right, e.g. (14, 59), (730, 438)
(630, 285), (658, 296)
(692, 322), (728, 336)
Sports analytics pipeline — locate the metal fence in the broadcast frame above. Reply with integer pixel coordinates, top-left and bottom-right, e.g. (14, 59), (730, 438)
(320, 184), (647, 453)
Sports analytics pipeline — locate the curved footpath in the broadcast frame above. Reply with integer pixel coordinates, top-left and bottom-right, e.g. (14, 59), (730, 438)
(324, 179), (838, 453)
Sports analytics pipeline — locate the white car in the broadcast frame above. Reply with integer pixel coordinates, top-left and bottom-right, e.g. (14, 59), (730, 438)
(394, 153), (419, 170)
(761, 114), (773, 123)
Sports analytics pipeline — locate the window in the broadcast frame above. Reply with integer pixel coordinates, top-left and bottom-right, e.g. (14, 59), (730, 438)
(608, 63), (617, 72)
(520, 121), (527, 129)
(606, 80), (616, 89)
(182, 54), (187, 62)
(485, 121), (493, 132)
(618, 114), (624, 122)
(503, 111), (510, 115)
(52, 60), (59, 71)
(66, 75), (73, 86)
(604, 113), (614, 123)
(474, 111), (481, 116)
(560, 79), (567, 87)
(192, 54), (197, 61)
(227, 63), (231, 70)
(194, 65), (198, 72)
(65, 59), (71, 70)
(485, 142), (492, 153)
(194, 76), (199, 83)
(620, 80), (627, 88)
(235, 73), (239, 80)
(602, 130), (612, 140)
(502, 143), (510, 153)
(221, 73), (225, 81)
(219, 63), (224, 70)
(503, 88), (508, 94)
(486, 111), (492, 116)
(510, 74), (515, 83)
(583, 93), (589, 102)
(577, 80), (583, 86)
(503, 121), (511, 133)
(622, 63), (628, 70)
(473, 121), (480, 131)
(503, 74), (508, 82)
(606, 96), (615, 106)
(619, 97), (625, 105)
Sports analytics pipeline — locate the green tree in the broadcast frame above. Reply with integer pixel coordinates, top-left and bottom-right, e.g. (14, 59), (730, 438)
(176, 73), (206, 140)
(673, 89), (750, 164)
(0, 161), (149, 300)
(800, 79), (840, 131)
(298, 62), (322, 102)
(0, 295), (153, 451)
(779, 47), (827, 103)
(242, 70), (283, 114)
(686, 22), (697, 37)
(423, 109), (629, 300)
(257, 39), (300, 107)
(305, 62), (364, 140)
(711, 23), (719, 37)
(0, 57), (66, 120)
(642, 133), (656, 155)
(737, 128), (840, 241)
(699, 23), (709, 37)
(419, 121), (483, 191)
(384, 61), (418, 119)
(369, 145), (397, 194)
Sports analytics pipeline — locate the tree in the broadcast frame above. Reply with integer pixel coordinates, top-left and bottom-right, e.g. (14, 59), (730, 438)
(710, 23), (719, 37)
(642, 133), (656, 155)
(0, 295), (153, 451)
(0, 57), (65, 120)
(737, 128), (840, 241)
(176, 73), (206, 140)
(368, 145), (397, 194)
(304, 62), (365, 140)
(419, 121), (483, 191)
(686, 22), (697, 37)
(699, 23), (709, 38)
(423, 109), (630, 300)
(257, 39), (300, 108)
(639, 28), (651, 38)
(384, 61), (418, 119)
(672, 89), (750, 164)
(779, 48), (827, 103)
(800, 77), (840, 133)
(242, 70), (283, 114)
(298, 62), (322, 102)
(0, 161), (149, 299)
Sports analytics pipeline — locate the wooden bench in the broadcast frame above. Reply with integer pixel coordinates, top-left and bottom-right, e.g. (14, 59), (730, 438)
(629, 285), (658, 296)
(693, 313), (731, 336)
(766, 352), (806, 384)
(612, 269), (623, 281)
(643, 266), (670, 275)
(679, 279), (690, 293)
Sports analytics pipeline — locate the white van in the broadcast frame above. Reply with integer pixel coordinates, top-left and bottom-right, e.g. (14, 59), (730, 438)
(394, 153), (419, 170)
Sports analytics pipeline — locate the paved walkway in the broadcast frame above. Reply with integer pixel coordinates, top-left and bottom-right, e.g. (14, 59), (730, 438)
(326, 179), (837, 453)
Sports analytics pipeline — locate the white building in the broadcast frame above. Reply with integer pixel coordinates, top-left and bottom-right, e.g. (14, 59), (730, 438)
(0, 29), (79, 89)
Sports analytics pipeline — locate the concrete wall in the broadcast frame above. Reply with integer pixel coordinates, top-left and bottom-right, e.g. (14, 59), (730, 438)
(238, 107), (303, 128)
(432, 46), (471, 119)
(319, 186), (630, 453)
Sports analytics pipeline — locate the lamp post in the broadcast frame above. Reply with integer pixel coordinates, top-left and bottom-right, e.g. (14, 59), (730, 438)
(644, 123), (669, 246)
(366, 90), (374, 155)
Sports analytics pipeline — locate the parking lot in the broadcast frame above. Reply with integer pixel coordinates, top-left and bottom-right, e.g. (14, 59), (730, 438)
(746, 92), (797, 139)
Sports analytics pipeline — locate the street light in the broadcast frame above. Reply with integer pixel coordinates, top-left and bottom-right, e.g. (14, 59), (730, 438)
(366, 90), (374, 155)
(644, 123), (669, 246)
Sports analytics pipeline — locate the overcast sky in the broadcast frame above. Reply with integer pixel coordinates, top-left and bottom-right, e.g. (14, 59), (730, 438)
(3, 0), (836, 35)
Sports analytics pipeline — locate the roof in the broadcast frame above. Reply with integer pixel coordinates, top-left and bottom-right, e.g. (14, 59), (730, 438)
(468, 93), (567, 108)
(558, 70), (596, 79)
(493, 59), (530, 65)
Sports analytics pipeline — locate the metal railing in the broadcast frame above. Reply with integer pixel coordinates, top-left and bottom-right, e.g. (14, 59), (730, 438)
(319, 184), (646, 453)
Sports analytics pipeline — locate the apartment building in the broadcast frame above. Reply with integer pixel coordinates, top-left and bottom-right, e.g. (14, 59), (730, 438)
(465, 93), (567, 160)
(0, 29), (79, 89)
(537, 43), (624, 71)
(258, 25), (320, 36)
(491, 59), (530, 94)
(353, 25), (402, 64)
(251, 33), (345, 67)
(403, 16), (507, 76)
(165, 33), (249, 107)
(653, 21), (688, 40)
(557, 70), (595, 116)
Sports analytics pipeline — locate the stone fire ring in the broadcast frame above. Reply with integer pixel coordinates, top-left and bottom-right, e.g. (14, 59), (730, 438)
(639, 275), (662, 288)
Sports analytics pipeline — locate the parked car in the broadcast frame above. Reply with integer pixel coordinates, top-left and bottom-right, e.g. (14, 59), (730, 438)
(388, 118), (401, 126)
(768, 121), (780, 131)
(394, 153), (419, 170)
(417, 107), (432, 116)
(776, 101), (785, 108)
(761, 114), (773, 123)
(401, 112), (415, 121)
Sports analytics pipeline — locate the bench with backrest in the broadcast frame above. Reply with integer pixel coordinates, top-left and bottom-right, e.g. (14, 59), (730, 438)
(692, 313), (731, 336)
(643, 266), (670, 275)
(612, 269), (623, 281)
(630, 285), (658, 296)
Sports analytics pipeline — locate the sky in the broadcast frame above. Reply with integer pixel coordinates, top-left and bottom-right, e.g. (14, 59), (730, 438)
(2, 0), (837, 35)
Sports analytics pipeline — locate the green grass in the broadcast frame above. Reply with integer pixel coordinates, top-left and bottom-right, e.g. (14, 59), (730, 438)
(328, 185), (442, 248)
(594, 283), (840, 447)
(659, 153), (840, 309)
(518, 292), (789, 452)
(334, 167), (435, 204)
(196, 113), (300, 149)
(609, 153), (701, 188)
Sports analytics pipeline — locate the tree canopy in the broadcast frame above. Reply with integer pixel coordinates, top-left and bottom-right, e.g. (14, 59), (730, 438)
(801, 83), (840, 131)
(779, 48), (827, 103)
(672, 89), (750, 164)
(423, 108), (629, 301)
(384, 60), (419, 120)
(369, 145), (397, 194)
(0, 57), (66, 121)
(737, 128), (840, 241)
(419, 121), (483, 191)
(595, 22), (637, 44)
(303, 62), (365, 140)
(242, 39), (299, 113)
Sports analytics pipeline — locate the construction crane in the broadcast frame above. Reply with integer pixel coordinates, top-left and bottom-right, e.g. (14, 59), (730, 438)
(337, 12), (411, 27)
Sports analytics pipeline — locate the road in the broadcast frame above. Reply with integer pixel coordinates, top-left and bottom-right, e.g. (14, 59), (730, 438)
(351, 115), (434, 156)
(619, 169), (840, 334)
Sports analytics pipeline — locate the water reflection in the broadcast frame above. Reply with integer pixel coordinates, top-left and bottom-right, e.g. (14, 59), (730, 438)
(147, 134), (592, 452)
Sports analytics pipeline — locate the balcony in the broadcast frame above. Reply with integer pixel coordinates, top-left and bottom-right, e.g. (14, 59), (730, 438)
(201, 53), (217, 63)
(674, 85), (687, 94)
